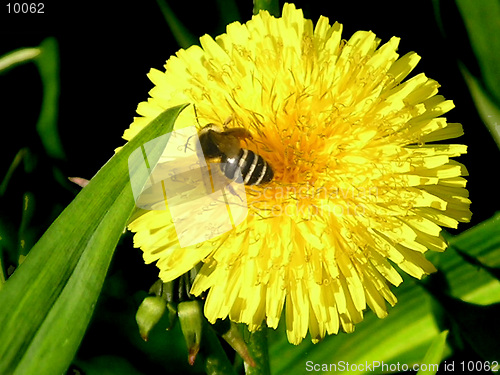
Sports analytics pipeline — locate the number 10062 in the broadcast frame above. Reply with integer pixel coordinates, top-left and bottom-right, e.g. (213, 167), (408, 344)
(6, 3), (44, 13)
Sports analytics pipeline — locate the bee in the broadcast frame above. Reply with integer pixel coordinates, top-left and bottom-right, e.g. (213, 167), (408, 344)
(198, 122), (274, 186)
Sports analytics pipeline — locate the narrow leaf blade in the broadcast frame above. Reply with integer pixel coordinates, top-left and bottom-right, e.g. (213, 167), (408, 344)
(155, 0), (197, 49)
(0, 104), (188, 375)
(416, 330), (448, 375)
(455, 0), (500, 105)
(459, 64), (500, 149)
(0, 48), (40, 74)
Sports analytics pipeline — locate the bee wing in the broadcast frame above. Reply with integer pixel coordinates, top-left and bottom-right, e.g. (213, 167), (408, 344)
(131, 125), (212, 210)
(167, 161), (249, 248)
(133, 159), (214, 210)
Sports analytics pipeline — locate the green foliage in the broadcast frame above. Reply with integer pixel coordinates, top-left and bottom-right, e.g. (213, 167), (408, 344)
(33, 38), (65, 159)
(1, 1), (499, 374)
(455, 0), (500, 107)
(155, 0), (197, 49)
(416, 331), (448, 375)
(460, 64), (500, 149)
(155, 0), (241, 49)
(245, 328), (271, 375)
(454, 0), (500, 149)
(0, 47), (40, 74)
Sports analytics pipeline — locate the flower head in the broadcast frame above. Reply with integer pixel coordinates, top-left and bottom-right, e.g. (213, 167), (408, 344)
(125, 3), (471, 344)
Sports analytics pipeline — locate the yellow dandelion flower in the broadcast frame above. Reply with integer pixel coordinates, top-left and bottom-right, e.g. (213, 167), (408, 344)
(124, 3), (471, 344)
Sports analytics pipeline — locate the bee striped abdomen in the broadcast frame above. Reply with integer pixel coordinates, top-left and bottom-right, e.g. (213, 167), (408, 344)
(221, 149), (273, 185)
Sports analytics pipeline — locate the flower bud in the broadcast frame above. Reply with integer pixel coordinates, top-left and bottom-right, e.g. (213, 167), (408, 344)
(177, 300), (203, 365)
(136, 296), (167, 341)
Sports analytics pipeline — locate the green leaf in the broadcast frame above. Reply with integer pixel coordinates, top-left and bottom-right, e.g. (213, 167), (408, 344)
(453, 0), (500, 149)
(268, 213), (500, 374)
(253, 0), (280, 17)
(0, 39), (65, 159)
(0, 104), (188, 375)
(431, 294), (500, 361)
(455, 0), (500, 106)
(423, 215), (500, 361)
(432, 212), (500, 305)
(448, 213), (500, 268)
(416, 330), (448, 375)
(155, 0), (197, 49)
(0, 48), (40, 75)
(454, 247), (500, 281)
(459, 63), (500, 149)
(34, 38), (65, 159)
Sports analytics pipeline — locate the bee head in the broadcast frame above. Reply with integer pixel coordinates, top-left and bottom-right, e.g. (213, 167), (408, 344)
(198, 124), (226, 158)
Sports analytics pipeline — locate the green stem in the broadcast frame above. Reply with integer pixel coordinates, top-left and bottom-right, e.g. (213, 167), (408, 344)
(0, 48), (40, 74)
(35, 38), (65, 159)
(155, 0), (197, 49)
(245, 325), (271, 375)
(459, 62), (500, 150)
